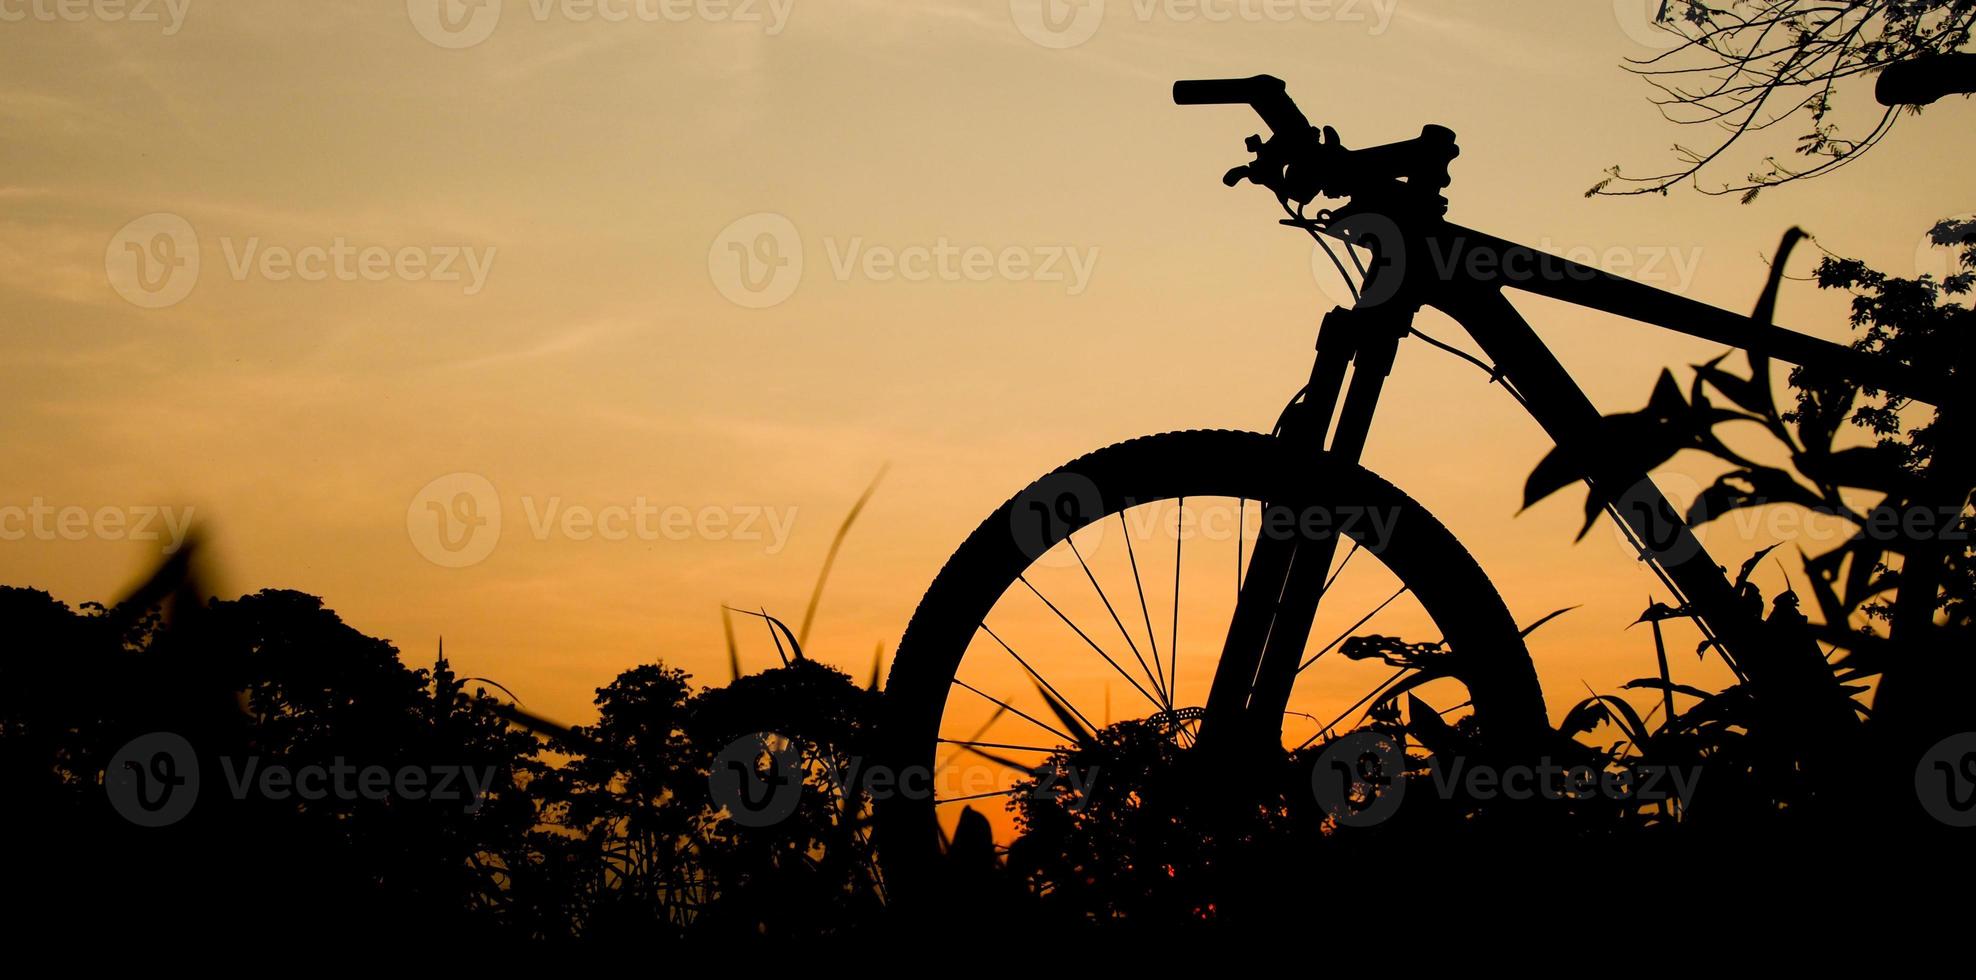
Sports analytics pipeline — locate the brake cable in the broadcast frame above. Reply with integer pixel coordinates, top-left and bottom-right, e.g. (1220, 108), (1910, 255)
(1271, 193), (1744, 685)
(1283, 196), (1358, 303)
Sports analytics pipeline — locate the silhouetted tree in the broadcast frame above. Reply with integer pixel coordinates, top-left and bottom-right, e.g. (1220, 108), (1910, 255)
(1595, 1), (1975, 199)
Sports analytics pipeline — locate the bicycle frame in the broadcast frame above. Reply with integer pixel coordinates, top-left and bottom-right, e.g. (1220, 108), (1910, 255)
(1195, 208), (1956, 752)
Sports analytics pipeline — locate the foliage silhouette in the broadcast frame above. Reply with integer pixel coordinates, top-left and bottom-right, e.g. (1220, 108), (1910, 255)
(1595, 1), (1976, 199)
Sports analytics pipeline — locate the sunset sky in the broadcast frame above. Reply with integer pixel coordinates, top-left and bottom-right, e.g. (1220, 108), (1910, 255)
(4, 1), (1971, 799)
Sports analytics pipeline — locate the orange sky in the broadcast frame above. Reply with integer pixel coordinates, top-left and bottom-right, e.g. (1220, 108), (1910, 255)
(4, 3), (1972, 819)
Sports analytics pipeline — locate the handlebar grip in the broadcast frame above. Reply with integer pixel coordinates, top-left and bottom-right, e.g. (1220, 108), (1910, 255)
(1172, 74), (1310, 137)
(1172, 77), (1274, 106)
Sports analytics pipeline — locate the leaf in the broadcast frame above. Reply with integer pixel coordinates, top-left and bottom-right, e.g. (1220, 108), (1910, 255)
(1685, 467), (1825, 526)
(1692, 353), (1772, 418)
(1406, 694), (1462, 757)
(1745, 227), (1805, 408)
(867, 642), (886, 693)
(1735, 544), (1782, 591)
(1522, 445), (1588, 513)
(1630, 601), (1692, 626)
(1793, 388), (1854, 455)
(721, 604), (742, 682)
(724, 605), (805, 665)
(1646, 368), (1687, 417)
(1598, 695), (1654, 745)
(1575, 491), (1606, 543)
(1523, 371), (1688, 513)
(1620, 677), (1716, 701)
(957, 742), (1034, 774)
(1842, 541), (1890, 611)
(1518, 605), (1580, 639)
(1575, 694), (1653, 746)
(1796, 445), (1911, 495)
(798, 464), (889, 647)
(1033, 679), (1096, 749)
(1559, 698), (1611, 737)
(1800, 546), (1850, 628)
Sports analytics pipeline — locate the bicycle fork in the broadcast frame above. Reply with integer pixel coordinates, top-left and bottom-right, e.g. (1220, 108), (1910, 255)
(1196, 302), (1415, 754)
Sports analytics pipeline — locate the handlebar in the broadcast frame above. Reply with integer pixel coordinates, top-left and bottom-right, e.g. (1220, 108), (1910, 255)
(1173, 74), (1457, 215)
(1172, 75), (1310, 137)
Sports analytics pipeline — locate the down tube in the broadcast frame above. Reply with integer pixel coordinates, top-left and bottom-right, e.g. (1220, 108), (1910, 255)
(1431, 286), (1763, 674)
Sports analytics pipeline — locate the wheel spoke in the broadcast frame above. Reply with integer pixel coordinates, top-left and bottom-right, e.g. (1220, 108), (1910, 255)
(1117, 511), (1169, 710)
(937, 788), (1022, 806)
(1170, 497), (1182, 708)
(978, 623), (1101, 736)
(1298, 584), (1409, 674)
(1294, 665), (1409, 751)
(1237, 497), (1246, 592)
(1323, 538), (1362, 594)
(933, 703), (1013, 780)
(951, 677), (1075, 745)
(939, 738), (1059, 754)
(1018, 574), (1168, 718)
(1066, 537), (1170, 709)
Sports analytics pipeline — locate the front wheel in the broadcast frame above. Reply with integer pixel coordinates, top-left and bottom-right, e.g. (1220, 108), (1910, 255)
(875, 429), (1546, 898)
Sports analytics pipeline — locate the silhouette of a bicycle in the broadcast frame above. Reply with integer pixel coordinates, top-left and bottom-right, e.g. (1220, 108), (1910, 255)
(873, 75), (1948, 896)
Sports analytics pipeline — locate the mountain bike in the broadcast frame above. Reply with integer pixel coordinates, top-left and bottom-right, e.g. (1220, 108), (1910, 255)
(872, 75), (1949, 898)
